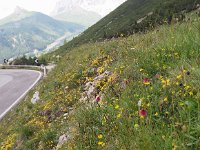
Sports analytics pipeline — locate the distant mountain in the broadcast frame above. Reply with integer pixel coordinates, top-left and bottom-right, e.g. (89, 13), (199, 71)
(51, 0), (126, 27)
(0, 7), (33, 26)
(0, 7), (84, 62)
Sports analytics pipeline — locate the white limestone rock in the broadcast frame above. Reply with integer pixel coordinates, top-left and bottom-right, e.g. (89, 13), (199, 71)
(31, 91), (40, 104)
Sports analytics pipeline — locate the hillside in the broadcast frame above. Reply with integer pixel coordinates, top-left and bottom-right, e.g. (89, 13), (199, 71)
(0, 8), (84, 62)
(54, 0), (200, 55)
(0, 6), (200, 149)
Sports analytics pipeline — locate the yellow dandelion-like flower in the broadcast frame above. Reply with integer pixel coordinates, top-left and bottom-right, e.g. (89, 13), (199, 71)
(166, 79), (170, 85)
(176, 75), (182, 80)
(155, 112), (159, 116)
(162, 79), (170, 88)
(117, 114), (121, 118)
(164, 97), (168, 102)
(144, 82), (150, 85)
(185, 86), (190, 90)
(183, 70), (187, 73)
(98, 141), (105, 146)
(134, 124), (139, 129)
(115, 105), (119, 109)
(189, 91), (193, 96)
(98, 134), (103, 139)
(172, 145), (177, 150)
(140, 116), (145, 119)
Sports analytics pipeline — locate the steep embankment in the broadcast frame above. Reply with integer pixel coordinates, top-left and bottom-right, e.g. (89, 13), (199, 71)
(0, 10), (200, 149)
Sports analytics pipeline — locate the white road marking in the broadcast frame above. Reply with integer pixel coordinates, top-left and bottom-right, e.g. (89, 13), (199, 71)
(0, 70), (42, 120)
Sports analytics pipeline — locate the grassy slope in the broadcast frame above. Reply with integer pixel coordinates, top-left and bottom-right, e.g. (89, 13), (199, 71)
(53, 0), (200, 56)
(0, 11), (200, 149)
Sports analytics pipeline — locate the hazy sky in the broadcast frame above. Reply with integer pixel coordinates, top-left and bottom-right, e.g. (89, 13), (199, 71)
(0, 0), (59, 19)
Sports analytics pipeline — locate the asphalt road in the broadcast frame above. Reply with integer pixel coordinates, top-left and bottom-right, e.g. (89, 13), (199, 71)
(0, 69), (41, 119)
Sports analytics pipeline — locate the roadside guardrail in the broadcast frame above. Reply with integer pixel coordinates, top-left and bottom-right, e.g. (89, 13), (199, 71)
(0, 65), (47, 76)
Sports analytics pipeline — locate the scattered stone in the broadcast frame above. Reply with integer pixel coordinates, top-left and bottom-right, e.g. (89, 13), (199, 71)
(57, 134), (68, 148)
(31, 91), (40, 104)
(94, 70), (111, 80)
(39, 110), (52, 116)
(79, 70), (111, 103)
(147, 11), (153, 16)
(63, 113), (69, 117)
(68, 107), (73, 111)
(55, 133), (72, 149)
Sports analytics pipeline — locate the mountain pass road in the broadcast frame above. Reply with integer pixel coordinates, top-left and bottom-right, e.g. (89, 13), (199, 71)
(0, 69), (42, 120)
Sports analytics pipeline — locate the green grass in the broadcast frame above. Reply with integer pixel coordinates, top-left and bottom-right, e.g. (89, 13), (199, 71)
(1, 11), (200, 150)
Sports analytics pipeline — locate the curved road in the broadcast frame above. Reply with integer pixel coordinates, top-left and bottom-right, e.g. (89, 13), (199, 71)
(0, 69), (42, 120)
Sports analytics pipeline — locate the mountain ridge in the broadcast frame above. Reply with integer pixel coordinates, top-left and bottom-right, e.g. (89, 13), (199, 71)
(0, 6), (33, 26)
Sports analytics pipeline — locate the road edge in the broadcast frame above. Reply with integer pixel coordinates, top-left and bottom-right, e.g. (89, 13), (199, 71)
(0, 70), (42, 120)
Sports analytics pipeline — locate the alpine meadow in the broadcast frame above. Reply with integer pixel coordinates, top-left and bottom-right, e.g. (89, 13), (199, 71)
(1, 0), (200, 149)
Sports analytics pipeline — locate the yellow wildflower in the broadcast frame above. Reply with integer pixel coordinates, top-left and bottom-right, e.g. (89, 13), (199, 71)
(117, 114), (121, 118)
(161, 79), (170, 88)
(98, 141), (105, 146)
(140, 116), (145, 119)
(176, 75), (182, 80)
(115, 105), (119, 109)
(164, 97), (168, 102)
(185, 85), (190, 90)
(172, 91), (175, 95)
(98, 134), (103, 139)
(189, 91), (193, 96)
(155, 112), (159, 116)
(134, 124), (139, 129)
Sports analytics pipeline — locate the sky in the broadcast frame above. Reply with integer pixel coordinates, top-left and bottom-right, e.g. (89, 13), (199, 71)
(0, 0), (59, 19)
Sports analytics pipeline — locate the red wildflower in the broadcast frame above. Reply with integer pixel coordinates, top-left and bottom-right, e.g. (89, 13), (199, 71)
(124, 79), (129, 85)
(143, 78), (150, 85)
(96, 96), (101, 103)
(139, 109), (147, 117)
